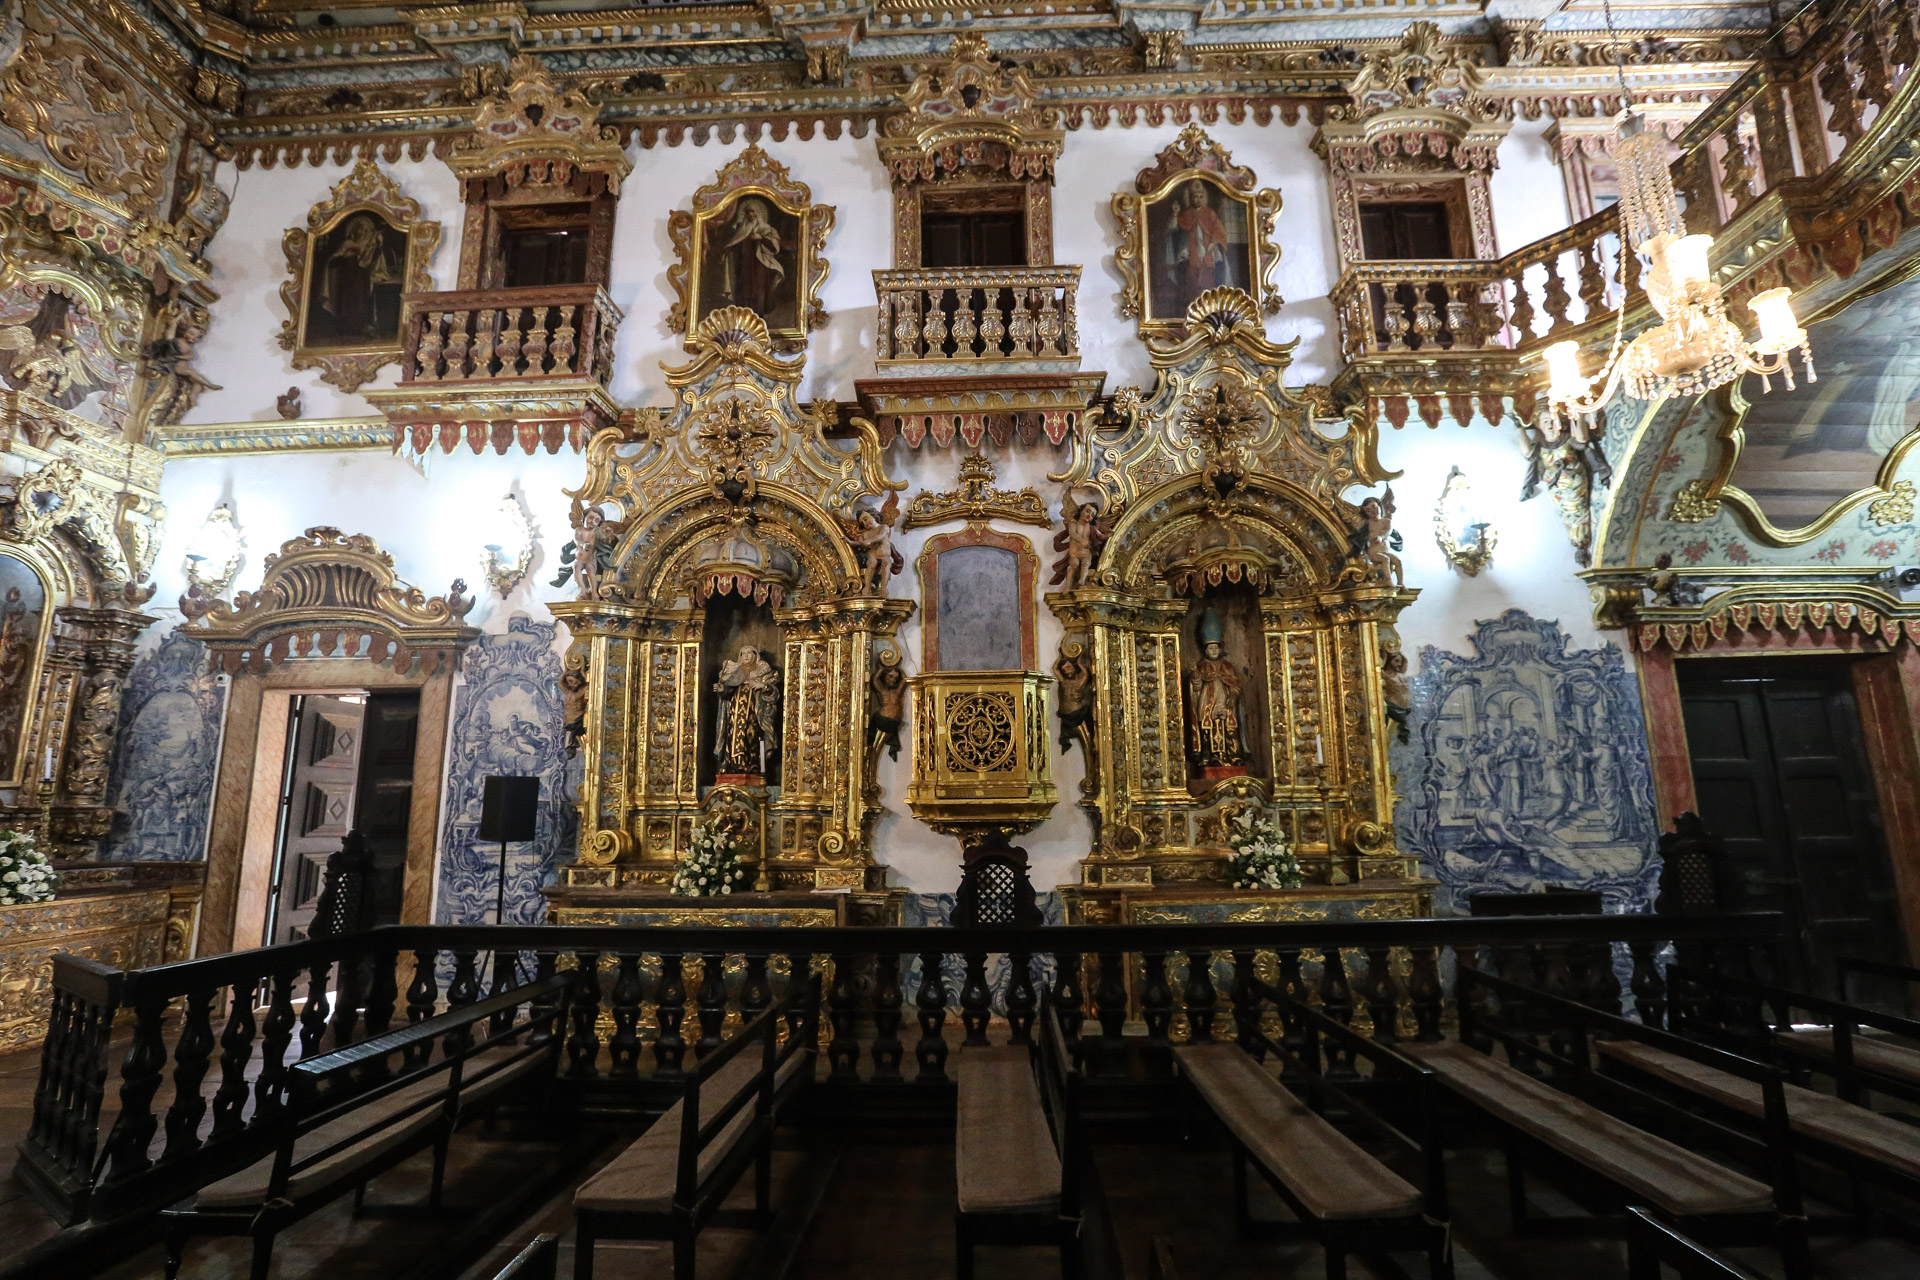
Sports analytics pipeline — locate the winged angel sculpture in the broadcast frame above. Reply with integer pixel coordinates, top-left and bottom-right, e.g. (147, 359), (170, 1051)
(1050, 493), (1117, 589)
(837, 490), (903, 595)
(0, 326), (96, 402)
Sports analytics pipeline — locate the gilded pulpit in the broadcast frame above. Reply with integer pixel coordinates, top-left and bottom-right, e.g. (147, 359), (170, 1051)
(546, 310), (912, 924)
(1048, 288), (1434, 925)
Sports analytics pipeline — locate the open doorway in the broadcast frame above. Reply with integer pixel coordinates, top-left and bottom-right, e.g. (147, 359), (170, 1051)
(264, 689), (421, 945)
(1677, 655), (1905, 999)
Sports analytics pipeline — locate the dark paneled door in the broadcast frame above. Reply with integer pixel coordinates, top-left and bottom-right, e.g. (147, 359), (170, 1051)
(1678, 658), (1903, 998)
(354, 691), (421, 928)
(268, 693), (365, 945)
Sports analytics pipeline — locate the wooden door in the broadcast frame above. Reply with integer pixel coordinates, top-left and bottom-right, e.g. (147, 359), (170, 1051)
(268, 694), (366, 944)
(353, 691), (420, 927)
(1679, 658), (1904, 998)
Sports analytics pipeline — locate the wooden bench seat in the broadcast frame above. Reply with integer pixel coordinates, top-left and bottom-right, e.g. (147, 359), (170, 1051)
(1404, 1040), (1772, 1217)
(953, 998), (1082, 1280)
(1774, 1030), (1920, 1089)
(1174, 1043), (1420, 1222)
(956, 1046), (1061, 1217)
(573, 1050), (806, 1216)
(572, 985), (816, 1280)
(196, 1045), (546, 1210)
(1597, 1040), (1920, 1181)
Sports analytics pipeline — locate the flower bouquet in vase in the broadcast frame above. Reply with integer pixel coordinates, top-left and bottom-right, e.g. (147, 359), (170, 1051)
(0, 829), (58, 905)
(1224, 812), (1303, 890)
(670, 821), (751, 898)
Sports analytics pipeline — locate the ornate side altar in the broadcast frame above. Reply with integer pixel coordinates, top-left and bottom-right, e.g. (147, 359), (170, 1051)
(546, 310), (912, 921)
(1049, 289), (1436, 922)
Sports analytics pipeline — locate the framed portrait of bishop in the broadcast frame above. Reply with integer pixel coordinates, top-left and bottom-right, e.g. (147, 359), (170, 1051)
(1113, 126), (1283, 336)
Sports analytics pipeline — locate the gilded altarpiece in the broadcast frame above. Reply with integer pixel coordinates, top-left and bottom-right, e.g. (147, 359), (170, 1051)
(1047, 290), (1433, 922)
(549, 311), (911, 915)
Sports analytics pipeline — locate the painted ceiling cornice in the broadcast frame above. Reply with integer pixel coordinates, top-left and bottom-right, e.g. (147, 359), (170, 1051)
(101, 0), (1771, 157)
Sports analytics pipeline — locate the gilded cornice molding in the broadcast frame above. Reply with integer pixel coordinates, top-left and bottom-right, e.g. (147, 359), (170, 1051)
(155, 416), (394, 457)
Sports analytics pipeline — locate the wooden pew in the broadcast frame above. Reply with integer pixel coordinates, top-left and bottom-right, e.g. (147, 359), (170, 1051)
(1418, 965), (1810, 1280)
(954, 992), (1082, 1280)
(571, 976), (817, 1280)
(1175, 992), (1453, 1280)
(162, 972), (573, 1280)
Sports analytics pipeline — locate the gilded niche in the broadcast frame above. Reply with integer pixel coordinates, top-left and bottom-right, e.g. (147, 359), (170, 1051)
(551, 309), (912, 890)
(1048, 289), (1418, 891)
(278, 161), (442, 393)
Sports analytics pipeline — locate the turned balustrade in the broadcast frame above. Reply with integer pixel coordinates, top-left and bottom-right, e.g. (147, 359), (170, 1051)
(873, 267), (1081, 364)
(1333, 0), (1920, 370)
(399, 284), (620, 385)
(16, 914), (1775, 1228)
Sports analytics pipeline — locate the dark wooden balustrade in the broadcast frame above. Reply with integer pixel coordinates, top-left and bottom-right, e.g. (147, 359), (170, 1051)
(16, 913), (1779, 1228)
(399, 284), (620, 385)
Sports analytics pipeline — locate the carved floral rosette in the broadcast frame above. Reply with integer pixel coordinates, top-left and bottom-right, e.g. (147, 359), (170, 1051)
(1112, 126), (1284, 335)
(551, 309), (912, 890)
(277, 160), (442, 393)
(1048, 289), (1418, 889)
(666, 146), (836, 352)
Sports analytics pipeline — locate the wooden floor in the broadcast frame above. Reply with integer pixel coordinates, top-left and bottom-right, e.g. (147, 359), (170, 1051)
(5, 1035), (1920, 1280)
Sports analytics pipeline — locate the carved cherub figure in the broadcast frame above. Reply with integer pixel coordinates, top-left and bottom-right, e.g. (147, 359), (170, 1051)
(0, 329), (93, 402)
(1053, 641), (1094, 752)
(560, 666), (589, 758)
(1050, 494), (1114, 588)
(1348, 489), (1404, 587)
(1380, 643), (1412, 745)
(839, 491), (902, 595)
(445, 578), (475, 617)
(1644, 551), (1704, 607)
(868, 652), (907, 762)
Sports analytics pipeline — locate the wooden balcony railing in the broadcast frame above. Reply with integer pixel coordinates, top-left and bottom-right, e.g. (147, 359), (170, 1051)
(873, 266), (1081, 366)
(399, 284), (621, 386)
(1331, 0), (1920, 381)
(1331, 207), (1630, 363)
(15, 912), (1780, 1227)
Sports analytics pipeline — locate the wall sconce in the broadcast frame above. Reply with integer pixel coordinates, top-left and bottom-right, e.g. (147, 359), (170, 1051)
(479, 491), (536, 596)
(1433, 467), (1495, 576)
(183, 503), (245, 595)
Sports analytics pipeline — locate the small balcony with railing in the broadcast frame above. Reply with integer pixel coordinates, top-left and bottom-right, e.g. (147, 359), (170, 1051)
(366, 284), (625, 454)
(1328, 3), (1917, 418)
(857, 266), (1104, 448)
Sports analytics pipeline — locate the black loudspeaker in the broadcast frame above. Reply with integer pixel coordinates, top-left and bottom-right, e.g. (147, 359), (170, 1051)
(480, 776), (540, 843)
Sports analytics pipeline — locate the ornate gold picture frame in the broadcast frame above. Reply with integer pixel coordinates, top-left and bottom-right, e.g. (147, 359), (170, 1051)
(1112, 126), (1282, 337)
(0, 547), (53, 791)
(278, 159), (441, 393)
(668, 146), (834, 353)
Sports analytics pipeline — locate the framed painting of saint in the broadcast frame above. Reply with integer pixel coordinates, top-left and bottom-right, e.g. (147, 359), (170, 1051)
(668, 146), (835, 352)
(0, 551), (50, 790)
(278, 159), (441, 393)
(1113, 126), (1282, 337)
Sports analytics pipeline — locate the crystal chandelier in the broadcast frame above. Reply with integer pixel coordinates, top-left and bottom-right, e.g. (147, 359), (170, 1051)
(1542, 112), (1815, 434)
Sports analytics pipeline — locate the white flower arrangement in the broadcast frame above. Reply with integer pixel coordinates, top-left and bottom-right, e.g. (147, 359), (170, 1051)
(1224, 811), (1303, 891)
(0, 829), (58, 906)
(670, 821), (751, 898)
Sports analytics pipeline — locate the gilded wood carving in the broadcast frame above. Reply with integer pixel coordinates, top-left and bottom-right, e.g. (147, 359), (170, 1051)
(667, 146), (835, 352)
(1112, 127), (1283, 337)
(277, 160), (442, 393)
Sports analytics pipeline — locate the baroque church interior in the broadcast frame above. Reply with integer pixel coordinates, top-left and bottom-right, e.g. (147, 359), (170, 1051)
(9, 0), (1920, 1276)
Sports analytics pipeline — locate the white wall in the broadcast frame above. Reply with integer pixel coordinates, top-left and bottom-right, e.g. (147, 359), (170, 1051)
(166, 119), (1598, 896)
(1363, 418), (1608, 656)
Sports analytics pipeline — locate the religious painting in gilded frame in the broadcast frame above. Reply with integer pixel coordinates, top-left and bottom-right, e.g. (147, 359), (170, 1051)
(668, 146), (835, 353)
(1112, 125), (1282, 337)
(278, 159), (441, 393)
(0, 550), (51, 790)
